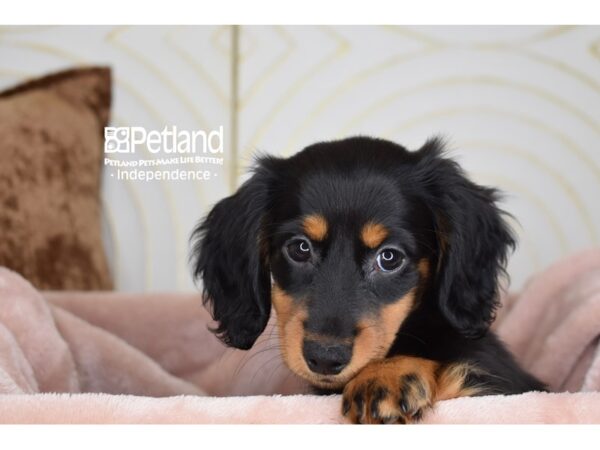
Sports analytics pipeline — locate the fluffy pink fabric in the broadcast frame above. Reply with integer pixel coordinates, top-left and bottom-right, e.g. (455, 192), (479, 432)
(0, 249), (599, 423)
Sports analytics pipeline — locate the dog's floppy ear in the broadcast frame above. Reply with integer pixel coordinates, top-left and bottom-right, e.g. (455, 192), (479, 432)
(190, 160), (277, 350)
(414, 138), (516, 338)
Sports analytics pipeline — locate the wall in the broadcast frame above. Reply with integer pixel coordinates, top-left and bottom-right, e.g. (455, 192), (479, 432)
(1, 25), (599, 291)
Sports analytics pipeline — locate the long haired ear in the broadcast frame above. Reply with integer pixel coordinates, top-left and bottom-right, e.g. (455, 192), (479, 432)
(190, 160), (277, 350)
(414, 138), (516, 338)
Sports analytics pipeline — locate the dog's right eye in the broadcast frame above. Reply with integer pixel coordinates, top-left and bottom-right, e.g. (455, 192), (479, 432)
(286, 239), (312, 263)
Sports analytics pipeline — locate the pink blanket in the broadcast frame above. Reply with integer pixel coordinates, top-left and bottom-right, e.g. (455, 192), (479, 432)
(1, 249), (600, 423)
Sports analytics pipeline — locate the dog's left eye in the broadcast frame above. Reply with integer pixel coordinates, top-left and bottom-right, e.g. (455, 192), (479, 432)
(376, 248), (405, 272)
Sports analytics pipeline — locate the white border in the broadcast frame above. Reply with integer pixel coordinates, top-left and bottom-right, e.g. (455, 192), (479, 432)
(3, 424), (600, 450)
(1, 0), (600, 25)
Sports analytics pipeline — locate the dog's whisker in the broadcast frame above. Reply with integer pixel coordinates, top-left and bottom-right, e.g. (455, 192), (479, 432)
(233, 345), (283, 376)
(249, 353), (287, 387)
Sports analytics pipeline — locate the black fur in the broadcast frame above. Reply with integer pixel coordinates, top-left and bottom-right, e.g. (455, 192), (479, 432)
(413, 139), (516, 339)
(191, 136), (546, 395)
(191, 163), (275, 349)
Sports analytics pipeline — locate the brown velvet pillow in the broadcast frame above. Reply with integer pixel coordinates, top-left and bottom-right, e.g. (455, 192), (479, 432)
(0, 67), (113, 290)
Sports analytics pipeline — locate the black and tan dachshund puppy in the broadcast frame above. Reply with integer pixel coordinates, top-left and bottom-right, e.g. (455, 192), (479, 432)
(191, 136), (545, 424)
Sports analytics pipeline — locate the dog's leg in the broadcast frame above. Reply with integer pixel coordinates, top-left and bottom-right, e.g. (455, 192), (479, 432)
(342, 356), (481, 424)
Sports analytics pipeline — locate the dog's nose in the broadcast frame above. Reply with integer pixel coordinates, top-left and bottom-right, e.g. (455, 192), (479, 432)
(302, 340), (351, 375)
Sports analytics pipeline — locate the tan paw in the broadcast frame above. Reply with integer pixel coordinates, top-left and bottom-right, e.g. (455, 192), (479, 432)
(342, 357), (437, 424)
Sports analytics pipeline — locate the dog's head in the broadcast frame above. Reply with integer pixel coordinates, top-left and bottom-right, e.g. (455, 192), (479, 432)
(191, 137), (515, 389)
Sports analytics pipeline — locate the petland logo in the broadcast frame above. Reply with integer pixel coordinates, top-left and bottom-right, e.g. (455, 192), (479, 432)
(104, 126), (224, 154)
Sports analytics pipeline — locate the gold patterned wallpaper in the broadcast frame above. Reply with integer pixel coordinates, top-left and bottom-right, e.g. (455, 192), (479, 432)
(1, 25), (599, 291)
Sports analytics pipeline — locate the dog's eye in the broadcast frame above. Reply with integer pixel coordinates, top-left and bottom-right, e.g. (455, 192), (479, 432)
(286, 239), (312, 263)
(376, 248), (405, 272)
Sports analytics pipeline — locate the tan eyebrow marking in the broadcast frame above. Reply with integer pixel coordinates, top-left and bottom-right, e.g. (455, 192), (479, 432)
(302, 214), (328, 241)
(361, 222), (389, 248)
(418, 258), (430, 279)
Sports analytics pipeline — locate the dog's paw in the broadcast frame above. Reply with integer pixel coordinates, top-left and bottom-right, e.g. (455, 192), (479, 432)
(342, 357), (437, 424)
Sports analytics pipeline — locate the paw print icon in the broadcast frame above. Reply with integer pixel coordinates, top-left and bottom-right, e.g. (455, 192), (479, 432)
(104, 127), (131, 153)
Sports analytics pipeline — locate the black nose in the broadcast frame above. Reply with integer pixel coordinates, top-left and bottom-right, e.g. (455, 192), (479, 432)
(302, 340), (352, 375)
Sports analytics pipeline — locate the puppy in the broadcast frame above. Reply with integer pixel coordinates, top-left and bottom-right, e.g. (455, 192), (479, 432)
(191, 136), (545, 424)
